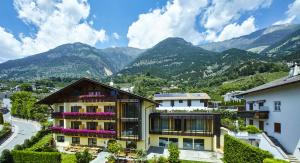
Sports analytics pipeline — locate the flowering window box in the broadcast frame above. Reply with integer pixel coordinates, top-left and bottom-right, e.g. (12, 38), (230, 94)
(51, 127), (116, 138)
(51, 112), (115, 120)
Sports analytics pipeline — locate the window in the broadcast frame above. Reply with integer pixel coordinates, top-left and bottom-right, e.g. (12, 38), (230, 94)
(87, 122), (97, 130)
(104, 122), (115, 130)
(59, 120), (64, 127)
(249, 119), (253, 125)
(86, 106), (97, 112)
(57, 136), (64, 142)
(159, 137), (168, 148)
(187, 100), (191, 107)
(183, 138), (193, 150)
(71, 121), (81, 129)
(104, 106), (115, 112)
(258, 102), (264, 109)
(88, 138), (97, 146)
(71, 106), (81, 112)
(169, 138), (178, 147)
(59, 106), (64, 112)
(249, 103), (254, 111)
(161, 119), (169, 131)
(170, 100), (174, 107)
(179, 100), (183, 103)
(274, 101), (281, 111)
(121, 103), (139, 118)
(274, 123), (281, 133)
(72, 137), (80, 144)
(194, 139), (204, 150)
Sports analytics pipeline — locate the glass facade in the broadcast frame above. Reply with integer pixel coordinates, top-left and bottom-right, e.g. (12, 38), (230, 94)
(183, 138), (193, 150)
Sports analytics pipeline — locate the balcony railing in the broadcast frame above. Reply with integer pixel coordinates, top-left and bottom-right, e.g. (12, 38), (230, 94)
(149, 129), (213, 137)
(237, 110), (269, 119)
(51, 127), (116, 138)
(51, 112), (115, 120)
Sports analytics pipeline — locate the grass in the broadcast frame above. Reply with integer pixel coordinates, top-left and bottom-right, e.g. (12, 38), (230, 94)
(61, 153), (76, 163)
(26, 134), (54, 151)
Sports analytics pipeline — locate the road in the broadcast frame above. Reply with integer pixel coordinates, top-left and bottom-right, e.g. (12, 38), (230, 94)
(0, 113), (41, 153)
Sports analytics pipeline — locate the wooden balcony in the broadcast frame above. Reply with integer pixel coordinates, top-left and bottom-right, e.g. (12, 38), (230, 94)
(237, 110), (269, 119)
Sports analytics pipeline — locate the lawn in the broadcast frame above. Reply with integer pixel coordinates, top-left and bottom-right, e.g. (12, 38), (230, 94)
(181, 160), (212, 163)
(61, 153), (76, 163)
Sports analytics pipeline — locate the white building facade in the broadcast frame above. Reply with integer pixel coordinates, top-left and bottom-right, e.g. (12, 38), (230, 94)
(239, 64), (300, 160)
(154, 93), (211, 111)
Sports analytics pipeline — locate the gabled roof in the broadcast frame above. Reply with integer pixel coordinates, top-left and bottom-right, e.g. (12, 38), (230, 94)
(37, 77), (158, 105)
(239, 74), (300, 96)
(153, 93), (211, 100)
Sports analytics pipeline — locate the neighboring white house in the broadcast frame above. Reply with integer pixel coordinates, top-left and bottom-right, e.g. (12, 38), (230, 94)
(238, 63), (300, 160)
(223, 91), (245, 102)
(153, 93), (211, 111)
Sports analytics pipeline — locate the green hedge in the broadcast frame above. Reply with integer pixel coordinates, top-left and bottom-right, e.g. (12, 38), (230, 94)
(224, 134), (273, 163)
(263, 158), (289, 163)
(0, 123), (12, 141)
(12, 150), (61, 163)
(25, 134), (56, 152)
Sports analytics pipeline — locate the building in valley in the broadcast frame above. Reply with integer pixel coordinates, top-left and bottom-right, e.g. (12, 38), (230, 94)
(38, 78), (221, 152)
(38, 78), (158, 151)
(238, 63), (300, 160)
(154, 93), (211, 111)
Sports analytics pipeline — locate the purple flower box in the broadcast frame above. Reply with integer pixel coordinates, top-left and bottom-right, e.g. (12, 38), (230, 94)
(51, 127), (116, 135)
(52, 112), (115, 119)
(63, 112), (115, 116)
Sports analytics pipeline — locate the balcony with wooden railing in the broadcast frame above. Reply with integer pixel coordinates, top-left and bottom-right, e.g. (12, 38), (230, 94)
(237, 106), (269, 119)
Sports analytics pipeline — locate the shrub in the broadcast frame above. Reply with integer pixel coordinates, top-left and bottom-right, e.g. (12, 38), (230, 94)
(0, 149), (13, 163)
(75, 149), (93, 163)
(168, 143), (180, 163)
(61, 153), (76, 163)
(26, 134), (56, 152)
(246, 125), (261, 134)
(158, 156), (168, 163)
(12, 150), (61, 163)
(224, 134), (273, 163)
(263, 158), (289, 163)
(14, 145), (23, 150)
(0, 123), (12, 141)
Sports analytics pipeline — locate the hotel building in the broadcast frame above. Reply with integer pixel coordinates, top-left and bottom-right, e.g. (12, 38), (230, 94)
(38, 78), (221, 151)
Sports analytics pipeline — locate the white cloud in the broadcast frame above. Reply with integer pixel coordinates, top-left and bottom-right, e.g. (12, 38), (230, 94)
(274, 0), (300, 25)
(214, 16), (257, 42)
(0, 27), (22, 62)
(113, 32), (120, 40)
(127, 0), (271, 48)
(127, 0), (208, 49)
(0, 0), (107, 62)
(202, 0), (271, 31)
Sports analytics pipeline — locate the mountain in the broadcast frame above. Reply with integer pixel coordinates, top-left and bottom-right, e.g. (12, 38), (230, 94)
(261, 28), (300, 56)
(0, 43), (143, 80)
(200, 24), (300, 53)
(119, 37), (219, 80)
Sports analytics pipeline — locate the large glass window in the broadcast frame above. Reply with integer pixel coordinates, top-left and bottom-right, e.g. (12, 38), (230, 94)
(72, 137), (80, 144)
(121, 122), (138, 137)
(59, 120), (64, 127)
(71, 121), (81, 129)
(122, 103), (139, 118)
(183, 138), (193, 150)
(151, 118), (160, 132)
(194, 139), (204, 150)
(87, 122), (97, 130)
(88, 138), (97, 146)
(71, 106), (81, 112)
(104, 122), (115, 130)
(190, 119), (205, 132)
(86, 106), (97, 112)
(161, 119), (169, 131)
(104, 106), (115, 112)
(159, 137), (168, 148)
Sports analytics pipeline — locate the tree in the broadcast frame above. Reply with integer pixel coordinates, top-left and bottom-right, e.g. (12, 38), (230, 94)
(75, 149), (93, 163)
(168, 143), (180, 163)
(19, 83), (33, 92)
(107, 142), (123, 162)
(0, 149), (13, 163)
(0, 112), (4, 124)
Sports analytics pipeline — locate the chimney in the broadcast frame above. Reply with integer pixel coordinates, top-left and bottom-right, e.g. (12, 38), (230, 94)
(288, 62), (300, 77)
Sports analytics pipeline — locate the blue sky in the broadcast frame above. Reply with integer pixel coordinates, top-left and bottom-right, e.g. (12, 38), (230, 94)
(0, 0), (299, 62)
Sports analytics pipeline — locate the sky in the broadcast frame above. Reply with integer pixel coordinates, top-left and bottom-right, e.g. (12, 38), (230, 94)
(0, 0), (300, 63)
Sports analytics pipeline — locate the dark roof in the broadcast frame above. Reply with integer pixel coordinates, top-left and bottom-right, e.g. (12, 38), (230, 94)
(37, 77), (158, 105)
(240, 74), (300, 95)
